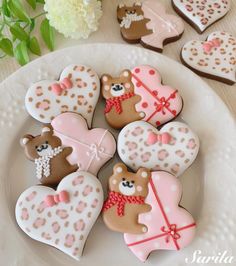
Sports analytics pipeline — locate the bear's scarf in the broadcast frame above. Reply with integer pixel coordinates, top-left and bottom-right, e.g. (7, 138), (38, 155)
(120, 14), (144, 29)
(104, 92), (135, 114)
(103, 191), (145, 216)
(35, 146), (63, 180)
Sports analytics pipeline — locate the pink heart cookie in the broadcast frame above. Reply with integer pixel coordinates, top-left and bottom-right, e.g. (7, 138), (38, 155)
(25, 64), (100, 127)
(15, 171), (103, 260)
(51, 112), (116, 176)
(141, 0), (185, 52)
(181, 31), (236, 85)
(124, 171), (196, 262)
(172, 0), (231, 34)
(131, 65), (183, 127)
(118, 121), (199, 177)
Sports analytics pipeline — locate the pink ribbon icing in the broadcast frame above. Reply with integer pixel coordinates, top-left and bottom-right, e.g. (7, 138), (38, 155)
(147, 132), (172, 145)
(51, 77), (73, 96)
(44, 190), (70, 207)
(203, 38), (221, 53)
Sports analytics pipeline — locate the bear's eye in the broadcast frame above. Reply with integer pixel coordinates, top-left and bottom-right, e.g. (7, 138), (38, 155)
(121, 83), (124, 85)
(125, 9), (127, 12)
(122, 178), (126, 181)
(131, 180), (135, 184)
(134, 9), (136, 12)
(45, 141), (48, 144)
(35, 146), (38, 149)
(111, 83), (114, 86)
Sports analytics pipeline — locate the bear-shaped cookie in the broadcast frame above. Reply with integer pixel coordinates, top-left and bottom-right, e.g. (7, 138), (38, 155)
(101, 69), (144, 129)
(117, 3), (153, 42)
(21, 127), (78, 186)
(102, 163), (151, 234)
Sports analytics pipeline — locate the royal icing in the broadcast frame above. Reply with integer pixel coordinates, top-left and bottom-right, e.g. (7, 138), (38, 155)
(118, 121), (200, 177)
(102, 163), (151, 234)
(181, 31), (236, 85)
(15, 171), (103, 260)
(172, 0), (231, 33)
(25, 64), (100, 127)
(124, 171), (196, 262)
(51, 112), (116, 175)
(131, 65), (183, 127)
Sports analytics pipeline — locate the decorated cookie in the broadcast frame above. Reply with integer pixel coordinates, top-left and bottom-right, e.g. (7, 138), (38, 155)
(21, 127), (78, 186)
(102, 163), (151, 234)
(118, 121), (199, 177)
(25, 64), (100, 127)
(172, 0), (231, 34)
(51, 112), (116, 175)
(15, 171), (103, 261)
(124, 171), (196, 262)
(101, 66), (183, 129)
(181, 31), (236, 85)
(117, 1), (184, 52)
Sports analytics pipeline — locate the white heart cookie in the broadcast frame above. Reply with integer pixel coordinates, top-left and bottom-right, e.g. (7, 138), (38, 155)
(117, 121), (199, 177)
(25, 64), (100, 127)
(172, 0), (231, 33)
(181, 31), (236, 85)
(15, 171), (103, 260)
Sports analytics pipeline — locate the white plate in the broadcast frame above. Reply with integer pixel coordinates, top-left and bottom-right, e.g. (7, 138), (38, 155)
(0, 44), (236, 266)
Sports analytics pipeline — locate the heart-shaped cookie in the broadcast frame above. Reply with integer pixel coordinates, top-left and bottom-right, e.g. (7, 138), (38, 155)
(172, 0), (231, 33)
(25, 64), (100, 127)
(124, 171), (196, 262)
(131, 65), (183, 127)
(51, 112), (116, 176)
(118, 121), (199, 177)
(141, 0), (184, 52)
(15, 171), (103, 260)
(181, 31), (236, 85)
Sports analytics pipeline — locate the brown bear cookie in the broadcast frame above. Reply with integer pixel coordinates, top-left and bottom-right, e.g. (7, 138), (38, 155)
(21, 126), (78, 187)
(117, 3), (152, 43)
(102, 163), (151, 234)
(101, 69), (144, 129)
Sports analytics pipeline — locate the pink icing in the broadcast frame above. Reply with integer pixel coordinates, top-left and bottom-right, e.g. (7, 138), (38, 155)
(141, 0), (184, 50)
(131, 65), (183, 127)
(147, 132), (172, 145)
(124, 171), (196, 262)
(51, 113), (116, 176)
(203, 38), (221, 53)
(51, 77), (73, 96)
(45, 190), (70, 207)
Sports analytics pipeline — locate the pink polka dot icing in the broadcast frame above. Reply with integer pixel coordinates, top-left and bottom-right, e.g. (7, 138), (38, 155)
(124, 171), (196, 262)
(131, 65), (183, 127)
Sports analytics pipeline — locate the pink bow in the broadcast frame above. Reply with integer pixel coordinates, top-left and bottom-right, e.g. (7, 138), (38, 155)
(161, 224), (181, 243)
(44, 190), (70, 207)
(147, 132), (171, 145)
(203, 38), (221, 53)
(51, 77), (73, 96)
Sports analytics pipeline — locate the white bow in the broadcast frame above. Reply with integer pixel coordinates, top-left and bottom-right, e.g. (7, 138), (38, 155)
(86, 143), (105, 161)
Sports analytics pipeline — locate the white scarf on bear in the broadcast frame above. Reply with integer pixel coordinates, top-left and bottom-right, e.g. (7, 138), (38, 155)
(120, 14), (144, 29)
(34, 146), (63, 180)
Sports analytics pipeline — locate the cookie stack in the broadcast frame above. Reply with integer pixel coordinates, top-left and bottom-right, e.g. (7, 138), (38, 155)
(15, 63), (200, 262)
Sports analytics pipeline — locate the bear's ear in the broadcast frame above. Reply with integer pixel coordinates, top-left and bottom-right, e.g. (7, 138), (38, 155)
(136, 168), (151, 180)
(20, 134), (34, 146)
(41, 126), (53, 136)
(118, 3), (125, 9)
(120, 69), (132, 80)
(113, 163), (127, 175)
(101, 74), (112, 85)
(134, 2), (142, 7)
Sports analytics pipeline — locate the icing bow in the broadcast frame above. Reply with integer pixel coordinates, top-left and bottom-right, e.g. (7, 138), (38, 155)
(203, 38), (221, 53)
(161, 224), (181, 243)
(103, 191), (145, 216)
(44, 190), (70, 207)
(87, 143), (105, 161)
(147, 132), (172, 145)
(51, 77), (73, 96)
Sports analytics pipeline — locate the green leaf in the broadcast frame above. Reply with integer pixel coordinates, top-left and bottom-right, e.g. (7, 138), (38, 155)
(26, 0), (36, 9)
(10, 23), (29, 41)
(2, 0), (11, 17)
(30, 18), (35, 32)
(29, 36), (41, 56)
(40, 18), (54, 51)
(36, 0), (45, 3)
(8, 0), (31, 24)
(0, 38), (14, 56)
(14, 41), (30, 65)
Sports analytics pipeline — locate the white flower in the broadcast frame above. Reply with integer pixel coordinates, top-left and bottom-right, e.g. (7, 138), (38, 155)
(44, 0), (102, 39)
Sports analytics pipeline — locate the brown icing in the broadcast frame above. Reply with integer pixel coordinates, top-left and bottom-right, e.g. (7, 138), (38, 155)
(21, 127), (78, 186)
(101, 69), (143, 129)
(102, 163), (151, 234)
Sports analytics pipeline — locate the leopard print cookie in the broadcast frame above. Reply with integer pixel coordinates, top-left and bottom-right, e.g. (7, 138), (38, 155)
(25, 64), (100, 127)
(181, 31), (236, 85)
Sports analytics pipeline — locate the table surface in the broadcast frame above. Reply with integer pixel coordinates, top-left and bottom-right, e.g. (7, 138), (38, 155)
(0, 0), (235, 117)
